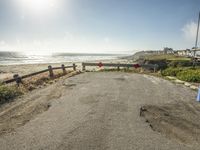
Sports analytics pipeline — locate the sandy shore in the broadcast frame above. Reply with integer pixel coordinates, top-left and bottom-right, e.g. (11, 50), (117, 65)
(0, 59), (132, 81)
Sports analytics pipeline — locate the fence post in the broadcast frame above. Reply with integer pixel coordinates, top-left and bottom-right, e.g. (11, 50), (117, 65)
(13, 74), (22, 86)
(117, 66), (120, 71)
(48, 65), (54, 78)
(154, 64), (158, 73)
(62, 64), (66, 74)
(73, 63), (76, 71)
(82, 63), (86, 71)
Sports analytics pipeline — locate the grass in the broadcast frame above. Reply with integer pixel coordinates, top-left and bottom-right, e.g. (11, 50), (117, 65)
(144, 54), (191, 61)
(141, 54), (192, 70)
(0, 84), (23, 104)
(0, 70), (75, 105)
(161, 67), (200, 83)
(168, 60), (193, 67)
(98, 53), (199, 83)
(177, 69), (200, 82)
(142, 54), (200, 82)
(161, 67), (186, 76)
(21, 70), (73, 91)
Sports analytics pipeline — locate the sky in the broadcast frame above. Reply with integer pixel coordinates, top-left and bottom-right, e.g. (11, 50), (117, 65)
(0, 0), (199, 54)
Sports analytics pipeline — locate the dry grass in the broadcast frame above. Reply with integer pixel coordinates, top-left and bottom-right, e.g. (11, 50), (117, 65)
(0, 70), (75, 105)
(0, 84), (23, 104)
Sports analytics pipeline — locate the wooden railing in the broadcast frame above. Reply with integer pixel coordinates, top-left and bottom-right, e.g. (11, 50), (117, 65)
(82, 62), (159, 72)
(3, 63), (77, 85)
(2, 62), (159, 85)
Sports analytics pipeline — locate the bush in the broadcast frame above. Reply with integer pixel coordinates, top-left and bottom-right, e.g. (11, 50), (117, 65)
(177, 69), (200, 82)
(145, 59), (168, 70)
(0, 85), (23, 104)
(161, 67), (184, 76)
(168, 60), (193, 67)
(162, 67), (200, 82)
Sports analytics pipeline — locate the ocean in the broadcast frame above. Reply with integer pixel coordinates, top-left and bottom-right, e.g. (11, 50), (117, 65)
(0, 51), (125, 65)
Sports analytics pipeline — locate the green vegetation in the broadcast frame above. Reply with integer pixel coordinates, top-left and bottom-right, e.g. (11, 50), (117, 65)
(161, 67), (200, 83)
(144, 54), (190, 61)
(0, 70), (77, 105)
(140, 54), (200, 83)
(161, 67), (185, 76)
(0, 84), (23, 104)
(177, 69), (200, 82)
(168, 60), (192, 67)
(141, 54), (192, 70)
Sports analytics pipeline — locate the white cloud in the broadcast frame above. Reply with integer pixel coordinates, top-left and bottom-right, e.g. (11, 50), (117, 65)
(182, 21), (198, 42)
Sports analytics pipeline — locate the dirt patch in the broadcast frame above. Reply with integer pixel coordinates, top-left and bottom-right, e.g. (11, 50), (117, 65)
(0, 71), (81, 135)
(0, 101), (51, 134)
(140, 101), (200, 145)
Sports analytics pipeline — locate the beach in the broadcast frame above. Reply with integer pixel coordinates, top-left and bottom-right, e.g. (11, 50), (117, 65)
(0, 51), (131, 81)
(0, 58), (131, 81)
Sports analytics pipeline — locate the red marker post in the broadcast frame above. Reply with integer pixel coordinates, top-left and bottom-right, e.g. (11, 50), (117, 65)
(98, 62), (103, 68)
(133, 64), (140, 69)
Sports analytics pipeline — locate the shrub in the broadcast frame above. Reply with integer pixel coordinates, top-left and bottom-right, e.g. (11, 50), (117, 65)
(0, 85), (23, 104)
(161, 67), (184, 76)
(145, 59), (168, 70)
(177, 69), (200, 82)
(168, 60), (193, 67)
(32, 76), (49, 86)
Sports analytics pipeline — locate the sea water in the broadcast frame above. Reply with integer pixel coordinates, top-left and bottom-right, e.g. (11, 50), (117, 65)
(0, 51), (125, 65)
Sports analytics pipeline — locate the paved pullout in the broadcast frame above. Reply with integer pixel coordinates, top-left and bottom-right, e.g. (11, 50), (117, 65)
(0, 72), (198, 150)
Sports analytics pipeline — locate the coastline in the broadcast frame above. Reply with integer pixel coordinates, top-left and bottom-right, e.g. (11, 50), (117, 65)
(0, 58), (131, 81)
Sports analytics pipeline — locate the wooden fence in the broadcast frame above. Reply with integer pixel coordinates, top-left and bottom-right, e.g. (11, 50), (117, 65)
(3, 63), (77, 85)
(2, 62), (159, 85)
(82, 62), (159, 72)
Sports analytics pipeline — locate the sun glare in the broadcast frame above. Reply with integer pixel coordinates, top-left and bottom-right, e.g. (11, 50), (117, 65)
(17, 0), (58, 14)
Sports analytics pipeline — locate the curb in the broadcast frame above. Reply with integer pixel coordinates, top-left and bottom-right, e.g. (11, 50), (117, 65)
(166, 76), (199, 90)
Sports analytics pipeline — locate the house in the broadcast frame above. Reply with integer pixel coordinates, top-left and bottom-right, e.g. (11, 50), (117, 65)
(163, 47), (174, 54)
(191, 48), (200, 57)
(177, 49), (192, 57)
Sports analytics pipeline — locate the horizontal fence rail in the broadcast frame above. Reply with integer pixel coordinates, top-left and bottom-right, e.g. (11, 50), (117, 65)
(82, 62), (159, 72)
(3, 63), (77, 85)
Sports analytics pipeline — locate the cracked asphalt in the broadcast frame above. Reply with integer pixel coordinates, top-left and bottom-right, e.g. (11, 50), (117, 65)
(0, 72), (197, 150)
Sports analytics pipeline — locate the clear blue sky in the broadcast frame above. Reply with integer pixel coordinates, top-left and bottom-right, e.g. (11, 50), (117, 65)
(0, 0), (199, 54)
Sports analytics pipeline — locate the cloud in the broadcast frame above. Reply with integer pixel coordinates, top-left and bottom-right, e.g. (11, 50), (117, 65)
(182, 21), (198, 42)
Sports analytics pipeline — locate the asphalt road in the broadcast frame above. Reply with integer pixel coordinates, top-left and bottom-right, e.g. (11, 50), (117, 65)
(0, 72), (197, 150)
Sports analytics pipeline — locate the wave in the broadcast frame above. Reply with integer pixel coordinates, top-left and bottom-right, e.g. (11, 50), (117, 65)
(0, 51), (125, 65)
(0, 51), (27, 58)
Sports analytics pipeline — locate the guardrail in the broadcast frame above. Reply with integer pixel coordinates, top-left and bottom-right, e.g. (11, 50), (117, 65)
(3, 63), (77, 85)
(82, 62), (158, 72)
(2, 62), (159, 85)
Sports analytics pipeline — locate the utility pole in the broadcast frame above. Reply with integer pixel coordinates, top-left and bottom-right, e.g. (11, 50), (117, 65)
(193, 11), (200, 63)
